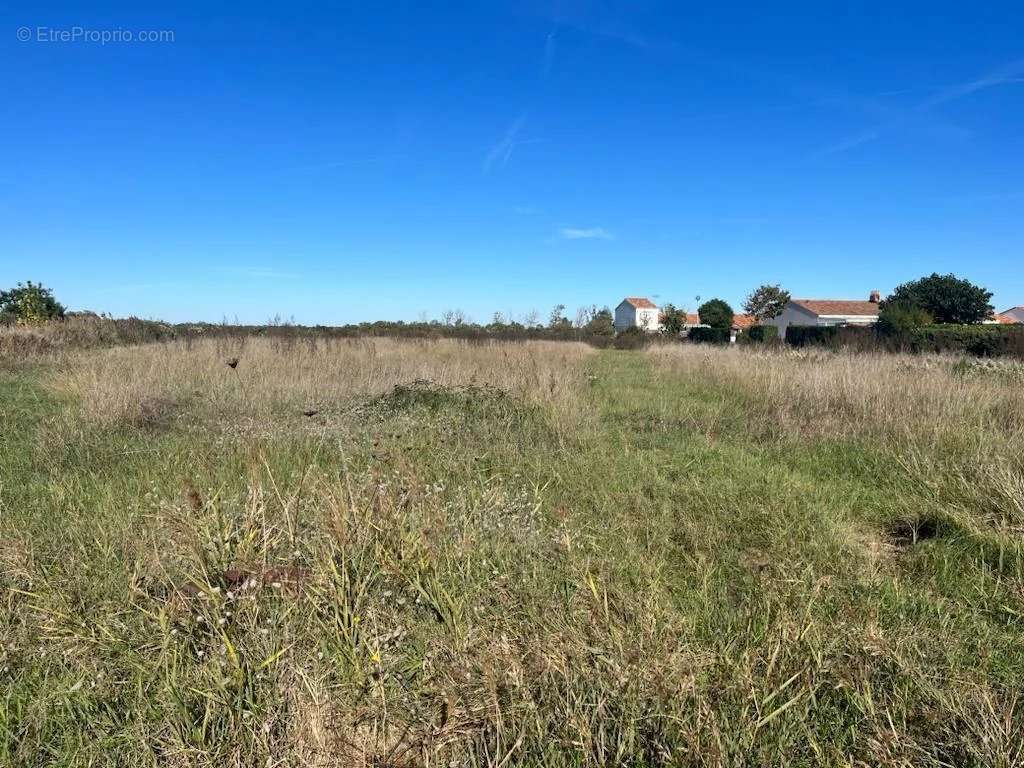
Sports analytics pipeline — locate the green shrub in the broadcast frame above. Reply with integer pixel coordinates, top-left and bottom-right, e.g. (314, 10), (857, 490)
(877, 302), (932, 337)
(747, 325), (779, 343)
(0, 281), (65, 325)
(784, 325), (840, 348)
(836, 325), (886, 352)
(911, 325), (1024, 358)
(784, 325), (882, 351)
(688, 327), (731, 345)
(613, 326), (648, 350)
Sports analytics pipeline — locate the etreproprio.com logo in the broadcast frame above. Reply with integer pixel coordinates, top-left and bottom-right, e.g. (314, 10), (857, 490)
(17, 26), (175, 44)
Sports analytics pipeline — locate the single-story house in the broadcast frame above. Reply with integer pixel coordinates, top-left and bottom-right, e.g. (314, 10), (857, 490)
(614, 297), (662, 332)
(997, 306), (1024, 324)
(766, 291), (882, 339)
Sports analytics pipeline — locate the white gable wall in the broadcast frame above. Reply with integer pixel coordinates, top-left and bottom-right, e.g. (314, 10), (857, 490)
(635, 307), (661, 331)
(765, 303), (818, 339)
(614, 302), (662, 332)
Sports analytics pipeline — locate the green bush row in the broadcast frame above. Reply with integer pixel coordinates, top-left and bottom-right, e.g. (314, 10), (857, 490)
(784, 325), (841, 348)
(783, 323), (1024, 358)
(746, 325), (779, 343)
(686, 325), (778, 346)
(910, 325), (1024, 357)
(687, 327), (731, 344)
(785, 325), (887, 351)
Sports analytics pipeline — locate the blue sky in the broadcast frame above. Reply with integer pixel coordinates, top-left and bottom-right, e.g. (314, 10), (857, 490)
(2, 1), (1022, 323)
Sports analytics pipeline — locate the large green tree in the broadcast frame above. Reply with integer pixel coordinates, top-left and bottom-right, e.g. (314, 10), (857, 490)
(886, 273), (993, 324)
(743, 283), (790, 321)
(0, 281), (65, 325)
(698, 298), (734, 330)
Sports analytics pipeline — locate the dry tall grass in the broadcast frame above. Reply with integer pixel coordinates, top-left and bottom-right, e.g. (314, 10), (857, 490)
(646, 343), (1024, 446)
(50, 337), (593, 429)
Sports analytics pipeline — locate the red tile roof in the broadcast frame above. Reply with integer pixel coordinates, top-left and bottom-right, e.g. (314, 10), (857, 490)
(792, 299), (880, 317)
(682, 313), (755, 329)
(731, 314), (756, 330)
(623, 297), (658, 309)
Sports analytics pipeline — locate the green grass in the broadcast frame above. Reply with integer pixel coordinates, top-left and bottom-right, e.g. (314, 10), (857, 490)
(1, 345), (1022, 766)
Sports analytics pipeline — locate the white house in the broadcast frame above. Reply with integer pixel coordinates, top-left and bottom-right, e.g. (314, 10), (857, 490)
(998, 306), (1024, 324)
(614, 297), (662, 332)
(767, 291), (882, 339)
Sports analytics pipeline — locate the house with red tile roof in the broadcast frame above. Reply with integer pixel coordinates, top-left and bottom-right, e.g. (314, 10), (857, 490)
(766, 291), (882, 339)
(614, 297), (662, 332)
(614, 297), (758, 339)
(730, 314), (756, 331)
(997, 306), (1024, 324)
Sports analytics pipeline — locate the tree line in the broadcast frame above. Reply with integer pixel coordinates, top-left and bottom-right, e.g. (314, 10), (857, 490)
(1, 273), (1002, 340)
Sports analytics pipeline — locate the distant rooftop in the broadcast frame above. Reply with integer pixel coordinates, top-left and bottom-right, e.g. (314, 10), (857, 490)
(792, 299), (880, 317)
(622, 297), (658, 309)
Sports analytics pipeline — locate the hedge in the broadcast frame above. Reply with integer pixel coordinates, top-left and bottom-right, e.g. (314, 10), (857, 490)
(784, 325), (881, 351)
(783, 322), (1024, 358)
(612, 327), (649, 350)
(688, 327), (731, 344)
(784, 325), (840, 348)
(747, 325), (779, 343)
(910, 325), (1024, 357)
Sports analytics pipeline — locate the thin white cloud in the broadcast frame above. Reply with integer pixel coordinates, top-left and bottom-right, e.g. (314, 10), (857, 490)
(816, 128), (882, 157)
(559, 227), (614, 240)
(816, 57), (1024, 157)
(484, 114), (540, 174)
(920, 61), (1024, 110)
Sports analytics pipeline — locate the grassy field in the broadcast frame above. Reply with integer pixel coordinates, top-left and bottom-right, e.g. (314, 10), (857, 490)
(2, 337), (1023, 767)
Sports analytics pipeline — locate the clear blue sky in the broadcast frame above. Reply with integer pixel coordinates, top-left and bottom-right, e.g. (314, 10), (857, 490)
(3, 1), (1022, 323)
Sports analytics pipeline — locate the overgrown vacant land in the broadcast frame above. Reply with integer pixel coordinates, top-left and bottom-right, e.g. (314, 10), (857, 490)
(2, 337), (1023, 767)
